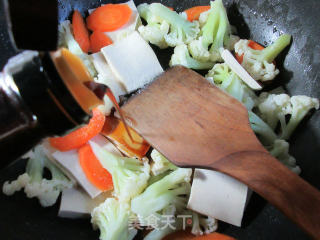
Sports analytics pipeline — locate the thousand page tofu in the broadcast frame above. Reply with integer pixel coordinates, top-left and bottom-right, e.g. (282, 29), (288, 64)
(101, 31), (163, 93)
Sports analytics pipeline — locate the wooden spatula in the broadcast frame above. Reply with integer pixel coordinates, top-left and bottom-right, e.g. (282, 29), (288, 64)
(121, 66), (320, 239)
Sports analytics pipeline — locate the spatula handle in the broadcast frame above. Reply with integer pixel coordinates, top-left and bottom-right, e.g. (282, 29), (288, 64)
(212, 151), (320, 240)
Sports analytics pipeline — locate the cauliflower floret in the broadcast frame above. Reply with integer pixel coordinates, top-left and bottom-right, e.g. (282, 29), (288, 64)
(3, 145), (73, 207)
(269, 139), (301, 174)
(234, 34), (291, 81)
(206, 63), (258, 110)
(281, 95), (319, 140)
(138, 21), (170, 49)
(151, 149), (177, 176)
(90, 141), (150, 202)
(188, 37), (211, 62)
(189, 0), (238, 63)
(258, 92), (292, 130)
(138, 3), (199, 48)
(131, 168), (192, 223)
(248, 111), (278, 145)
(191, 212), (218, 235)
(3, 173), (30, 196)
(91, 198), (137, 240)
(198, 10), (211, 27)
(170, 44), (214, 70)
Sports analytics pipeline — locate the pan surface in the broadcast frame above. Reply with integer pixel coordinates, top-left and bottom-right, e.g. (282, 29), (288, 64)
(0, 0), (319, 239)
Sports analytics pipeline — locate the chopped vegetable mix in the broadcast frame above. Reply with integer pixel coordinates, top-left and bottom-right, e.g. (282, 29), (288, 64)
(2, 1), (319, 240)
(235, 40), (264, 64)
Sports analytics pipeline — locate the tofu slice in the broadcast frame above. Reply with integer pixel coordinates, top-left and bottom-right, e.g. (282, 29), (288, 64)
(88, 0), (141, 43)
(52, 135), (122, 198)
(91, 52), (128, 101)
(188, 169), (252, 227)
(101, 31), (163, 93)
(53, 150), (101, 198)
(59, 187), (112, 219)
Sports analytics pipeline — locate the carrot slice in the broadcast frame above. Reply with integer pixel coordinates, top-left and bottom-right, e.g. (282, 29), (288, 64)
(90, 31), (113, 53)
(184, 6), (211, 22)
(78, 144), (113, 191)
(87, 4), (132, 32)
(72, 10), (90, 53)
(164, 231), (236, 240)
(167, 6), (174, 11)
(235, 40), (265, 64)
(49, 108), (105, 151)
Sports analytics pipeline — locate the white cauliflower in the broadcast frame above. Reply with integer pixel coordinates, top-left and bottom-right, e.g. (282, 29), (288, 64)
(269, 139), (301, 174)
(91, 198), (137, 240)
(188, 0), (238, 63)
(281, 95), (319, 140)
(138, 21), (170, 49)
(188, 37), (211, 62)
(258, 92), (292, 130)
(138, 3), (199, 48)
(199, 10), (211, 27)
(3, 145), (73, 207)
(90, 141), (150, 202)
(170, 44), (214, 70)
(191, 212), (218, 235)
(150, 149), (177, 176)
(206, 63), (258, 110)
(234, 34), (291, 81)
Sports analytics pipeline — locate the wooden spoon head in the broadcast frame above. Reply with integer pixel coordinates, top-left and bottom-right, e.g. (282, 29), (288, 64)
(122, 66), (266, 169)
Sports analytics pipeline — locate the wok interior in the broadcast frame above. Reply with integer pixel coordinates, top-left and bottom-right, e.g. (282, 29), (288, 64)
(0, 0), (318, 239)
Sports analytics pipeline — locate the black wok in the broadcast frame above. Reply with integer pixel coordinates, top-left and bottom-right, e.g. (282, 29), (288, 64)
(0, 0), (319, 239)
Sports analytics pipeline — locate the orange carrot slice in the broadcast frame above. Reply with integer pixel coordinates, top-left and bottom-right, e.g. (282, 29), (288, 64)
(184, 6), (211, 22)
(78, 144), (113, 191)
(167, 6), (174, 11)
(235, 40), (265, 64)
(87, 4), (132, 32)
(164, 231), (236, 240)
(90, 31), (113, 53)
(72, 10), (91, 53)
(49, 108), (105, 151)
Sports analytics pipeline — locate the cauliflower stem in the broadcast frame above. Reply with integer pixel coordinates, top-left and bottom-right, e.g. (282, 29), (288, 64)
(131, 168), (191, 222)
(235, 34), (291, 81)
(189, 0), (237, 62)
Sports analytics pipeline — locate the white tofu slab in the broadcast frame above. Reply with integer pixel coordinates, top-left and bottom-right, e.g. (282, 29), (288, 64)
(88, 0), (141, 43)
(52, 135), (122, 198)
(188, 169), (251, 227)
(101, 31), (163, 93)
(59, 187), (112, 219)
(53, 150), (101, 198)
(41, 140), (77, 184)
(91, 52), (128, 100)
